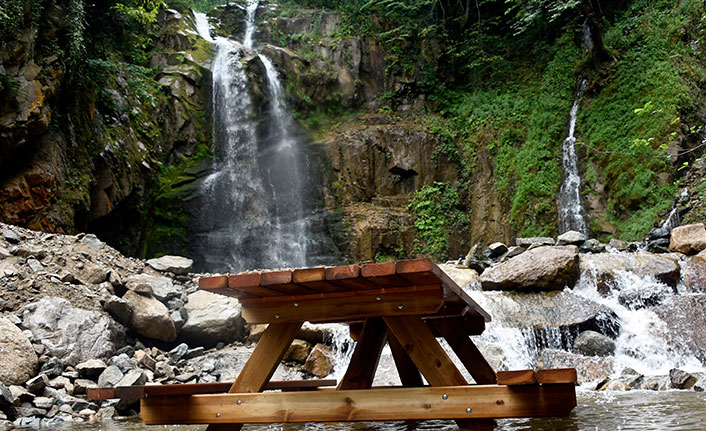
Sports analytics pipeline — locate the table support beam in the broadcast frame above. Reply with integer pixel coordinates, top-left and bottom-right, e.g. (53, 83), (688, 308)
(338, 317), (388, 390)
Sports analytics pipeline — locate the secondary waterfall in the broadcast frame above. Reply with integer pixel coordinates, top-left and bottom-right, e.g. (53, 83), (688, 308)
(558, 78), (589, 235)
(191, 4), (326, 272)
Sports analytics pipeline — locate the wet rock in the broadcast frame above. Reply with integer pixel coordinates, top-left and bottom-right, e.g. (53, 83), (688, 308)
(669, 223), (706, 255)
(645, 237), (671, 253)
(556, 231), (586, 245)
(516, 237), (554, 247)
(76, 359), (107, 380)
(80, 234), (105, 250)
(481, 246), (579, 291)
(146, 255), (193, 275)
(0, 317), (38, 385)
(619, 368), (644, 389)
(538, 349), (613, 384)
(39, 358), (64, 379)
(284, 339), (312, 363)
(572, 330), (616, 357)
(463, 244), (491, 273)
(179, 290), (244, 348)
(653, 294), (706, 363)
(617, 282), (671, 309)
(669, 368), (697, 389)
(580, 238), (606, 253)
(681, 255), (706, 293)
(438, 264), (480, 289)
(124, 291), (176, 342)
(579, 252), (681, 291)
(303, 344), (334, 377)
(608, 239), (628, 250)
(602, 380), (629, 391)
(21, 297), (126, 365)
(486, 242), (508, 258)
(97, 366), (123, 388)
(102, 295), (134, 325)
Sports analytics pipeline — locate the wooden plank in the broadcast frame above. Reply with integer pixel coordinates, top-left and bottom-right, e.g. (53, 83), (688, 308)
(383, 315), (467, 387)
(140, 383), (577, 424)
(387, 335), (424, 387)
(496, 370), (537, 386)
(259, 269), (317, 295)
(360, 262), (411, 289)
(292, 267), (341, 293)
(536, 368), (577, 384)
(338, 318), (387, 390)
(199, 275), (228, 290)
(428, 320), (496, 384)
(348, 322), (364, 341)
(326, 264), (378, 291)
(87, 380), (339, 400)
(396, 258), (492, 322)
(228, 275), (282, 298)
(240, 285), (444, 324)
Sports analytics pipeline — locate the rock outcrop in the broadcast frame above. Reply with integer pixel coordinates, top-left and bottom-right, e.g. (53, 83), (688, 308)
(480, 246), (579, 291)
(123, 291), (177, 343)
(669, 223), (706, 255)
(0, 318), (38, 386)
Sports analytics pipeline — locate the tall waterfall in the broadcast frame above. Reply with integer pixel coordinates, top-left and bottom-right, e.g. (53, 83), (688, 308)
(191, 4), (325, 272)
(558, 78), (589, 235)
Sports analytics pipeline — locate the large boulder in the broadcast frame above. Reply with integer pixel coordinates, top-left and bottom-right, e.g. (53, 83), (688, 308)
(303, 344), (335, 377)
(579, 252), (681, 291)
(125, 274), (181, 302)
(652, 294), (706, 363)
(681, 255), (706, 293)
(20, 297), (125, 366)
(145, 255), (193, 275)
(572, 330), (616, 357)
(538, 349), (614, 384)
(480, 246), (579, 291)
(124, 291), (177, 342)
(669, 223), (706, 255)
(179, 290), (245, 348)
(0, 318), (38, 385)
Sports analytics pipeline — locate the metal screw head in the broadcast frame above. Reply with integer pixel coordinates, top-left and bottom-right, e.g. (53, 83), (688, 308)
(216, 413), (221, 417)
(294, 302), (300, 307)
(376, 296), (382, 301)
(397, 304), (404, 310)
(442, 394), (448, 400)
(236, 400), (242, 405)
(466, 407), (472, 414)
(274, 314), (280, 319)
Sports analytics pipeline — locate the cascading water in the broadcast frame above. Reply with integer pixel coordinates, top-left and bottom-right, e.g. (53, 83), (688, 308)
(191, 4), (329, 272)
(558, 78), (589, 235)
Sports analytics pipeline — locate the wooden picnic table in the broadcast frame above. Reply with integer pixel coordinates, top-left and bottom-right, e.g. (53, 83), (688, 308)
(89, 258), (577, 429)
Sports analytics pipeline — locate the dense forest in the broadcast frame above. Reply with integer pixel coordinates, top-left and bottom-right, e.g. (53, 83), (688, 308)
(1, 0), (705, 262)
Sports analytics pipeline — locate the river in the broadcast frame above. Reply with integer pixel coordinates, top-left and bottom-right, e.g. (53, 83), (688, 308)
(41, 390), (706, 431)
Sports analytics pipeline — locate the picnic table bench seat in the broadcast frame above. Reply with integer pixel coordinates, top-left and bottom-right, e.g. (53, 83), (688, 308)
(90, 258), (577, 429)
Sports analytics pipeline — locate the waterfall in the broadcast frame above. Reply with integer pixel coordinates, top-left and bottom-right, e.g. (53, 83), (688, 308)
(190, 3), (326, 272)
(558, 78), (589, 235)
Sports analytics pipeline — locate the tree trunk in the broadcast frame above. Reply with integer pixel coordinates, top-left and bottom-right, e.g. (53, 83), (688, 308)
(581, 0), (614, 69)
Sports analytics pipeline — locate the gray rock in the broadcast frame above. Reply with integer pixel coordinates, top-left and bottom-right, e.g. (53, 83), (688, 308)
(21, 297), (126, 366)
(652, 295), (706, 364)
(73, 379), (97, 395)
(103, 295), (134, 325)
(608, 239), (628, 250)
(2, 230), (20, 244)
(47, 376), (71, 390)
(124, 290), (177, 342)
(486, 242), (508, 258)
(80, 234), (105, 250)
(76, 261), (110, 284)
(116, 345), (135, 357)
(39, 358), (64, 379)
(516, 237), (554, 247)
(97, 366), (123, 388)
(572, 330), (616, 357)
(9, 385), (34, 403)
(463, 244), (492, 273)
(135, 351), (156, 371)
(556, 231), (586, 245)
(171, 309), (186, 332)
(179, 290), (245, 348)
(168, 343), (189, 362)
(154, 361), (174, 379)
(579, 252), (681, 291)
(648, 227), (671, 240)
(184, 347), (204, 360)
(76, 359), (107, 380)
(0, 317), (38, 385)
(33, 396), (53, 409)
(580, 238), (606, 253)
(0, 246), (11, 259)
(538, 349), (614, 384)
(125, 274), (180, 302)
(26, 258), (43, 273)
(146, 255), (193, 275)
(116, 369), (146, 387)
(0, 383), (17, 420)
(670, 368), (697, 389)
(109, 354), (133, 373)
(481, 246), (579, 291)
(617, 282), (671, 309)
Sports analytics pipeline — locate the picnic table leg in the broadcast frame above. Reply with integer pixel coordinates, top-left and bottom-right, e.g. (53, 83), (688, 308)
(383, 316), (496, 430)
(388, 335), (424, 387)
(337, 317), (387, 390)
(428, 319), (497, 384)
(206, 321), (303, 431)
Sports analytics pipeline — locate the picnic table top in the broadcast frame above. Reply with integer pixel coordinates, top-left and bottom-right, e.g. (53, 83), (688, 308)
(199, 258), (490, 324)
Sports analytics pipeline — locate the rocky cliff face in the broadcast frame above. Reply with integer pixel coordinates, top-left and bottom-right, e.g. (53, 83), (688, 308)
(0, 4), (212, 256)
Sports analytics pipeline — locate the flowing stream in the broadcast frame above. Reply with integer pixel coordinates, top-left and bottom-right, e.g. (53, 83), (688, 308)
(190, 3), (325, 273)
(558, 78), (588, 235)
